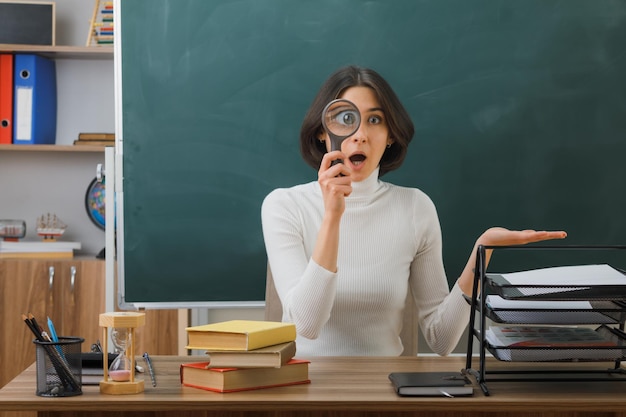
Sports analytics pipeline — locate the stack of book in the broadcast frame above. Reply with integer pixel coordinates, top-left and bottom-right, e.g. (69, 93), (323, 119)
(73, 132), (115, 147)
(181, 320), (309, 393)
(0, 240), (81, 259)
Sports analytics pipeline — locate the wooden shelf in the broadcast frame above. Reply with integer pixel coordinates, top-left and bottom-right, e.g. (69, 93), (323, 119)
(0, 144), (108, 153)
(0, 44), (113, 59)
(0, 45), (113, 153)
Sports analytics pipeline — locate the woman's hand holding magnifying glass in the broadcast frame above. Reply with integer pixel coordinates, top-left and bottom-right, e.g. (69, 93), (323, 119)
(317, 98), (361, 215)
(318, 150), (352, 217)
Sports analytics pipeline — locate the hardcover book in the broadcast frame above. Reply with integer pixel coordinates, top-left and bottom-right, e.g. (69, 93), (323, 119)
(206, 341), (296, 368)
(388, 371), (473, 397)
(186, 320), (296, 351)
(78, 133), (115, 140)
(0, 241), (81, 258)
(73, 139), (115, 146)
(180, 359), (310, 393)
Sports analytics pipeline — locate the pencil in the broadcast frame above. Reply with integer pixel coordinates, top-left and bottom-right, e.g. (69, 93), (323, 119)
(22, 314), (42, 340)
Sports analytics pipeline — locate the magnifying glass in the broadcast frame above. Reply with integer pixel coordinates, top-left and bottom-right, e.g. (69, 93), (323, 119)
(321, 99), (361, 166)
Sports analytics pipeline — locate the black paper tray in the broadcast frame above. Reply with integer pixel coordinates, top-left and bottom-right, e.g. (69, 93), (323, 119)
(485, 325), (626, 363)
(484, 300), (626, 325)
(486, 274), (626, 301)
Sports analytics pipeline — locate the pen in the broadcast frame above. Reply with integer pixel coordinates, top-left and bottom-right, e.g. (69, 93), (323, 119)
(143, 352), (157, 387)
(47, 316), (59, 342)
(46, 316), (64, 357)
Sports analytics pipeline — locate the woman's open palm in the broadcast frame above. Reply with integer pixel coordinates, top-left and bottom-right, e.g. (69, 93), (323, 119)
(478, 227), (567, 247)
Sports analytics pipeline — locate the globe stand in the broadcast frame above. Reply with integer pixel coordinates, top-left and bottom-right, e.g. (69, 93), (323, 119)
(99, 312), (145, 395)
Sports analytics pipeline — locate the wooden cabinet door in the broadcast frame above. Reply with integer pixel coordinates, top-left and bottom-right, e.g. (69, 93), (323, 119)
(0, 258), (105, 389)
(58, 258), (105, 349)
(0, 258), (56, 388)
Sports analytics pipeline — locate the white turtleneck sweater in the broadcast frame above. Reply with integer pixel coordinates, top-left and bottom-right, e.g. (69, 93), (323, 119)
(261, 168), (470, 356)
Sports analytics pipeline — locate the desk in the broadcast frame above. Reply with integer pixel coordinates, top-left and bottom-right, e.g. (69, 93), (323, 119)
(1, 356), (626, 417)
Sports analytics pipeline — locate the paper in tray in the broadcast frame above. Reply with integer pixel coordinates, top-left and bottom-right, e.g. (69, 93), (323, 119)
(485, 325), (626, 362)
(486, 264), (626, 300)
(484, 296), (626, 324)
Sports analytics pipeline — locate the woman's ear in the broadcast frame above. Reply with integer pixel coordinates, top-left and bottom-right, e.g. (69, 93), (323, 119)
(318, 132), (330, 151)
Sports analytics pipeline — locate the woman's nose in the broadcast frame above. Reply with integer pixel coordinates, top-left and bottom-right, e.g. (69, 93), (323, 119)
(351, 126), (367, 143)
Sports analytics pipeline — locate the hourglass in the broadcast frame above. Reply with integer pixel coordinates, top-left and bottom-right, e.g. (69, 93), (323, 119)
(109, 327), (132, 382)
(98, 312), (145, 395)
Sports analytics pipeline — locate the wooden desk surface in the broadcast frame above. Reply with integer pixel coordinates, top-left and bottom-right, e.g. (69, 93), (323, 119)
(1, 355), (626, 417)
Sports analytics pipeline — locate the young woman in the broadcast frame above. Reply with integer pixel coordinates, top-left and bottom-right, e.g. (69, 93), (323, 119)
(261, 65), (566, 356)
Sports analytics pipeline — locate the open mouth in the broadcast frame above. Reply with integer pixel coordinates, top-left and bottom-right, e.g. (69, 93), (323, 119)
(349, 154), (366, 166)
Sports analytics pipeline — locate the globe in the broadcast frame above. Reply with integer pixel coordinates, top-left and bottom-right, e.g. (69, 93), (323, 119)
(85, 177), (106, 230)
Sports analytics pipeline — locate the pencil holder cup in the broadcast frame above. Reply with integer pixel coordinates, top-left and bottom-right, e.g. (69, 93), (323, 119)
(34, 336), (84, 397)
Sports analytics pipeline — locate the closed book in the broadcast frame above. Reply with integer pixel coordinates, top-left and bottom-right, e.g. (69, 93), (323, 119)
(73, 139), (115, 146)
(186, 320), (296, 351)
(81, 353), (116, 386)
(0, 241), (81, 253)
(81, 367), (104, 385)
(388, 372), (473, 397)
(0, 251), (73, 259)
(180, 359), (310, 393)
(78, 133), (115, 140)
(206, 341), (296, 368)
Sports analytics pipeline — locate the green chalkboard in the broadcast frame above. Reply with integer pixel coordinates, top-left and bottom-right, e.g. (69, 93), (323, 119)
(118, 0), (626, 307)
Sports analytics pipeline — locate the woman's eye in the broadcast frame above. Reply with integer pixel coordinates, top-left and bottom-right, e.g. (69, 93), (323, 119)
(368, 115), (383, 125)
(341, 111), (358, 126)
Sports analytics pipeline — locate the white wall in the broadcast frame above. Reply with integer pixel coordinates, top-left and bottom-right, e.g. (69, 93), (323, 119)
(0, 0), (112, 255)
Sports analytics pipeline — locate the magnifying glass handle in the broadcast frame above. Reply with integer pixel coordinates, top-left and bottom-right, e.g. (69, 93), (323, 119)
(329, 133), (344, 167)
(330, 158), (345, 176)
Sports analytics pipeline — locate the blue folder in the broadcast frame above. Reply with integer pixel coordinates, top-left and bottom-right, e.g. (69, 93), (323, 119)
(13, 54), (57, 145)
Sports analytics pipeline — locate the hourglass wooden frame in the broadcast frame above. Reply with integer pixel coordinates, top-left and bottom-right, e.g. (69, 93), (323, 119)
(99, 312), (146, 395)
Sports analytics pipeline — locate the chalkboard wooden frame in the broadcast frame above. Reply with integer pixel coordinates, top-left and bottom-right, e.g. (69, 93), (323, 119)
(116, 0), (626, 309)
